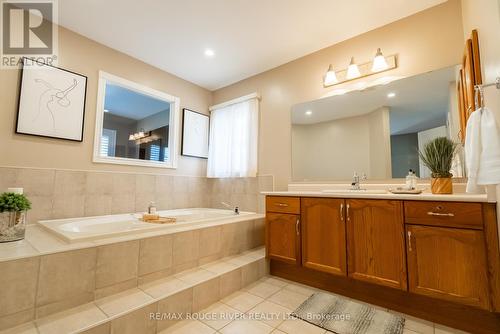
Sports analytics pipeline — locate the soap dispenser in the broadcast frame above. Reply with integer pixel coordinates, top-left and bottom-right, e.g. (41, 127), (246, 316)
(148, 201), (157, 214)
(405, 170), (414, 190)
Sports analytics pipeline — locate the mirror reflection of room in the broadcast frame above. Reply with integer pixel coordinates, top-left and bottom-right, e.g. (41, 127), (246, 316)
(291, 65), (465, 181)
(100, 83), (171, 162)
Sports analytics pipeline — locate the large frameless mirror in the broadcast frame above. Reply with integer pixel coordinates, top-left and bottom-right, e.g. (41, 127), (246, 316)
(93, 71), (180, 168)
(291, 65), (466, 182)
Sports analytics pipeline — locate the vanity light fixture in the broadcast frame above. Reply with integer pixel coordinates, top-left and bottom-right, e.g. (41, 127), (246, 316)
(323, 52), (397, 88)
(387, 92), (396, 98)
(371, 48), (389, 72)
(128, 129), (150, 141)
(323, 64), (338, 86)
(346, 57), (361, 79)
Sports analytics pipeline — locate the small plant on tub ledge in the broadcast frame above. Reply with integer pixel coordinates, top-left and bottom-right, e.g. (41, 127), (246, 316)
(418, 137), (458, 194)
(0, 192), (31, 242)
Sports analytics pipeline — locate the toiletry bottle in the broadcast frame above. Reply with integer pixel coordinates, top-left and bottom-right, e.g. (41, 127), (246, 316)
(405, 170), (414, 189)
(411, 171), (418, 190)
(148, 202), (157, 214)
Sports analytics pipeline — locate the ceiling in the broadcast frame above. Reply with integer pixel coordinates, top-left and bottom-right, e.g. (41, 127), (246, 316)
(58, 0), (446, 90)
(292, 65), (458, 135)
(104, 83), (170, 120)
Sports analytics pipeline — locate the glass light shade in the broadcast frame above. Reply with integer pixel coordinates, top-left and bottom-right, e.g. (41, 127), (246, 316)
(324, 64), (338, 85)
(346, 57), (361, 79)
(129, 134), (135, 140)
(371, 48), (388, 72)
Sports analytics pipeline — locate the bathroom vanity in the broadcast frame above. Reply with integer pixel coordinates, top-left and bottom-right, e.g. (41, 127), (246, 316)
(264, 192), (500, 334)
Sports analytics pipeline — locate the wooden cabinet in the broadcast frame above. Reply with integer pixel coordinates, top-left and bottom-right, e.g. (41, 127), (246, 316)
(406, 225), (489, 309)
(266, 212), (300, 265)
(346, 199), (407, 290)
(301, 198), (346, 276)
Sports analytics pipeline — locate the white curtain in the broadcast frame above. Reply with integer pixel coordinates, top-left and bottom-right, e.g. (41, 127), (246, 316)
(207, 97), (259, 178)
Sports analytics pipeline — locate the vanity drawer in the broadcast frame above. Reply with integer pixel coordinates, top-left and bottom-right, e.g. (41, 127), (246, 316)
(266, 196), (300, 214)
(404, 201), (483, 229)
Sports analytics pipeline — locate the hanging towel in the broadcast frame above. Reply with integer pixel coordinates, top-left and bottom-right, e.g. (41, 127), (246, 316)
(477, 108), (500, 185)
(465, 109), (483, 193)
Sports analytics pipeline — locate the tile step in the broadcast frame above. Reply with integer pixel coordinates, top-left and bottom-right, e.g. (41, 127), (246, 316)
(1, 247), (267, 334)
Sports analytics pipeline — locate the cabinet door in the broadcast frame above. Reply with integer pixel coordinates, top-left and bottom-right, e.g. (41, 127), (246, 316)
(266, 213), (300, 265)
(406, 225), (489, 309)
(301, 198), (346, 276)
(346, 199), (407, 290)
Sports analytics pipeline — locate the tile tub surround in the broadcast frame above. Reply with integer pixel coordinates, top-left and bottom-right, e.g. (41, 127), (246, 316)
(0, 248), (268, 334)
(0, 167), (275, 224)
(0, 167), (212, 225)
(0, 216), (265, 330)
(208, 176), (274, 213)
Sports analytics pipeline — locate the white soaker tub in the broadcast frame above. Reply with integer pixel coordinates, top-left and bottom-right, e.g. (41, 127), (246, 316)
(38, 208), (251, 243)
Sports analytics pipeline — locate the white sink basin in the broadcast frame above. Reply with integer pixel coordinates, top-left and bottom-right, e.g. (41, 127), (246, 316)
(322, 189), (388, 194)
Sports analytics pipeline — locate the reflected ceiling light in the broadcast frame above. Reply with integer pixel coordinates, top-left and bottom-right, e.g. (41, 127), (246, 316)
(104, 109), (109, 113)
(305, 110), (313, 116)
(129, 129), (149, 141)
(346, 57), (361, 79)
(323, 64), (338, 86)
(371, 48), (389, 72)
(204, 49), (215, 57)
(387, 92), (396, 98)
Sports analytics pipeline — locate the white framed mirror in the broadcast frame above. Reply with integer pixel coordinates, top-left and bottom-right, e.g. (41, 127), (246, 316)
(93, 71), (180, 168)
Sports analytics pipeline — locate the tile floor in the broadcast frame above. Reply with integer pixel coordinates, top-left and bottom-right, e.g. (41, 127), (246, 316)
(157, 276), (471, 334)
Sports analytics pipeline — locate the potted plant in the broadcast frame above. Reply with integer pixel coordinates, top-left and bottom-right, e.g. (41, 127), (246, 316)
(0, 192), (31, 242)
(418, 137), (458, 194)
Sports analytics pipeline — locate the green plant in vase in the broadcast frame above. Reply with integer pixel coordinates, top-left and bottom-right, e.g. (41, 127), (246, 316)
(0, 192), (31, 242)
(418, 137), (458, 194)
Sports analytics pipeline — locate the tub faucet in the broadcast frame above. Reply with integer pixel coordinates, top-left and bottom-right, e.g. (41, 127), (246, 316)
(351, 172), (367, 190)
(221, 202), (240, 215)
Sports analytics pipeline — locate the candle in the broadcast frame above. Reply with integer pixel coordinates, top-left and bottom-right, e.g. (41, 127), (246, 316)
(7, 188), (23, 194)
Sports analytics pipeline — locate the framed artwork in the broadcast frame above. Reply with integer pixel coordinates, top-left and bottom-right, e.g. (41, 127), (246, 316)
(181, 108), (209, 159)
(16, 57), (87, 141)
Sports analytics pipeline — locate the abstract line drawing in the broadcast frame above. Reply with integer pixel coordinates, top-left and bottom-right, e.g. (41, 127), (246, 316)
(16, 58), (87, 142)
(33, 78), (78, 130)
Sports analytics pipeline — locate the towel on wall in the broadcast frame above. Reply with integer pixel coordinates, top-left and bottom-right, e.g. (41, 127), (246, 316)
(477, 108), (500, 184)
(465, 107), (500, 193)
(465, 109), (483, 193)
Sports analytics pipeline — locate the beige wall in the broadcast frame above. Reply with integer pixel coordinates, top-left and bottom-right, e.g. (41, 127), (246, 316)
(291, 107), (391, 181)
(213, 0), (464, 190)
(0, 27), (212, 177)
(368, 107), (392, 179)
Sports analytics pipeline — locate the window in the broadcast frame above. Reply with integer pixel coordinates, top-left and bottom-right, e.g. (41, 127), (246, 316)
(207, 94), (259, 178)
(150, 144), (160, 161)
(100, 129), (116, 157)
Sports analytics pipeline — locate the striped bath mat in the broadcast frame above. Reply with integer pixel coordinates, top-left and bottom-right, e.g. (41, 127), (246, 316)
(291, 292), (405, 334)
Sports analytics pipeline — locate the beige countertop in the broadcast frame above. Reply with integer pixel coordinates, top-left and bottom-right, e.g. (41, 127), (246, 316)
(261, 191), (493, 203)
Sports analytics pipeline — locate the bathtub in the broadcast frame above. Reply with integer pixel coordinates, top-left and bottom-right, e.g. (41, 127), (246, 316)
(38, 208), (251, 243)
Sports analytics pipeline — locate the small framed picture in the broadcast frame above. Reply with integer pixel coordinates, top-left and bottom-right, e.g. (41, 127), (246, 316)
(181, 108), (209, 159)
(16, 58), (87, 142)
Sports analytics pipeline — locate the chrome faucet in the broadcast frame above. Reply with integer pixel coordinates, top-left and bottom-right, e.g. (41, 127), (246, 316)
(351, 172), (367, 190)
(221, 202), (240, 215)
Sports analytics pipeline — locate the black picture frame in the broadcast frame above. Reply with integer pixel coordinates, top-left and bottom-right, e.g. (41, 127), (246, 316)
(15, 57), (88, 142)
(181, 108), (210, 159)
